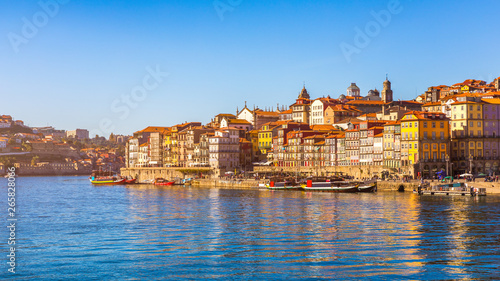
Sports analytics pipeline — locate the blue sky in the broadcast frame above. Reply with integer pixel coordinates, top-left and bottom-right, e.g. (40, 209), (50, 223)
(1, 0), (499, 136)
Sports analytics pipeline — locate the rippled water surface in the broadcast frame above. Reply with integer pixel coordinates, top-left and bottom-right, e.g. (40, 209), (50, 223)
(2, 176), (500, 280)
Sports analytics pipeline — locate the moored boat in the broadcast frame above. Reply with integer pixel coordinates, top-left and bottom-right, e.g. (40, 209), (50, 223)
(153, 178), (175, 186)
(89, 170), (126, 185)
(301, 177), (359, 192)
(125, 178), (137, 184)
(357, 180), (377, 192)
(266, 177), (301, 190)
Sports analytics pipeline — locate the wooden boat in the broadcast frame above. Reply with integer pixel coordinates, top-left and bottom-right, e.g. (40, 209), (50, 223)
(357, 180), (377, 192)
(301, 177), (359, 192)
(266, 177), (302, 190)
(89, 170), (126, 185)
(416, 182), (486, 196)
(125, 178), (137, 184)
(153, 178), (175, 186)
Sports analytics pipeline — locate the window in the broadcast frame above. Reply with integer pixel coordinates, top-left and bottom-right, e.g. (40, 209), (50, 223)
(440, 122), (444, 128)
(433, 144), (437, 149)
(415, 143), (418, 149)
(441, 144), (445, 150)
(424, 131), (428, 139)
(470, 105), (473, 110)
(440, 132), (444, 140)
(470, 142), (474, 147)
(424, 122), (427, 128)
(454, 123), (456, 128)
(478, 142), (481, 148)
(415, 122), (418, 128)
(477, 113), (481, 119)
(425, 144), (429, 149)
(409, 144), (412, 149)
(470, 121), (474, 127)
(432, 131), (436, 139)
(432, 122), (436, 128)
(409, 123), (412, 128)
(461, 114), (464, 118)
(478, 122), (481, 127)
(470, 114), (473, 119)
(477, 105), (481, 111)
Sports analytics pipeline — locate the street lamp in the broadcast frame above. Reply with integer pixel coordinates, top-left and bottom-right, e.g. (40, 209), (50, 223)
(469, 154), (473, 174)
(445, 154), (450, 177)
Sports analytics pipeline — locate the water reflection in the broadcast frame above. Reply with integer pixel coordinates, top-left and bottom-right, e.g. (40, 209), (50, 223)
(12, 177), (500, 280)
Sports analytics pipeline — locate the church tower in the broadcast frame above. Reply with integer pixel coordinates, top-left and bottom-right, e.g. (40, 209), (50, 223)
(298, 85), (310, 99)
(382, 78), (393, 103)
(347, 83), (360, 97)
(495, 77), (500, 91)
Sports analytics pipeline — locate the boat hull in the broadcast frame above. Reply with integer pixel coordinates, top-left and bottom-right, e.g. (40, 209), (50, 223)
(301, 185), (359, 193)
(154, 181), (175, 186)
(358, 182), (377, 192)
(125, 179), (137, 184)
(266, 184), (301, 191)
(90, 178), (126, 185)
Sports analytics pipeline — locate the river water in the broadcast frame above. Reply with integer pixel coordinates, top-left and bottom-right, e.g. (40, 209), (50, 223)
(1, 176), (499, 280)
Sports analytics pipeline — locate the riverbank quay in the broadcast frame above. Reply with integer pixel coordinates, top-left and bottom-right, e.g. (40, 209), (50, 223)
(121, 167), (500, 193)
(120, 167), (211, 183)
(192, 179), (266, 189)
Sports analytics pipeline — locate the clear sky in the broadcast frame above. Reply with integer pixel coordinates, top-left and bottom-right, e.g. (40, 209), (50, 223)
(2, 0), (499, 136)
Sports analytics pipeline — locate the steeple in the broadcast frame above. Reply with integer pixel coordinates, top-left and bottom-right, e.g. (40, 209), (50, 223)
(382, 77), (393, 103)
(298, 84), (310, 99)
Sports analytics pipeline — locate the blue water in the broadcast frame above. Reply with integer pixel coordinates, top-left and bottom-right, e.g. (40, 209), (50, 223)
(1, 176), (500, 280)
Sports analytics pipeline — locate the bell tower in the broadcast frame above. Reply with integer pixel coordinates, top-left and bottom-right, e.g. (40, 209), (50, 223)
(382, 76), (393, 103)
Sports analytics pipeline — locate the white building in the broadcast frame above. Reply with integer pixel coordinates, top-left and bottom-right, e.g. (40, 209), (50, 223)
(126, 138), (139, 167)
(309, 97), (337, 125)
(0, 121), (11, 128)
(137, 143), (149, 167)
(209, 128), (240, 175)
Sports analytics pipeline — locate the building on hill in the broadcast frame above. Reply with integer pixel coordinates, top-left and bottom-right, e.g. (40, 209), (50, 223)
(291, 86), (312, 124)
(66, 129), (89, 140)
(236, 102), (280, 130)
(309, 96), (339, 125)
(324, 104), (362, 125)
(363, 89), (381, 101)
(382, 79), (393, 103)
(377, 105), (411, 121)
(400, 111), (450, 178)
(278, 109), (292, 121)
(221, 118), (253, 131)
(347, 83), (361, 97)
(346, 100), (387, 114)
(209, 128), (241, 176)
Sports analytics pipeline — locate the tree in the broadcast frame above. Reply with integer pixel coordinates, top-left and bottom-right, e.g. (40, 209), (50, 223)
(8, 138), (16, 145)
(22, 142), (32, 152)
(31, 155), (40, 166)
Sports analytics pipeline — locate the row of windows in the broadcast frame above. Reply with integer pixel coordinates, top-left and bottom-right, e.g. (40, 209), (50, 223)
(402, 121), (445, 128)
(452, 105), (482, 111)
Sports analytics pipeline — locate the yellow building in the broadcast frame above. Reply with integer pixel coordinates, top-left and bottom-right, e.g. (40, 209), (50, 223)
(401, 111), (450, 177)
(258, 123), (276, 154)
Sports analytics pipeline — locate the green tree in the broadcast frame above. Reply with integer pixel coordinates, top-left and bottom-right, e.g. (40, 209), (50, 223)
(31, 155), (40, 166)
(22, 142), (32, 152)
